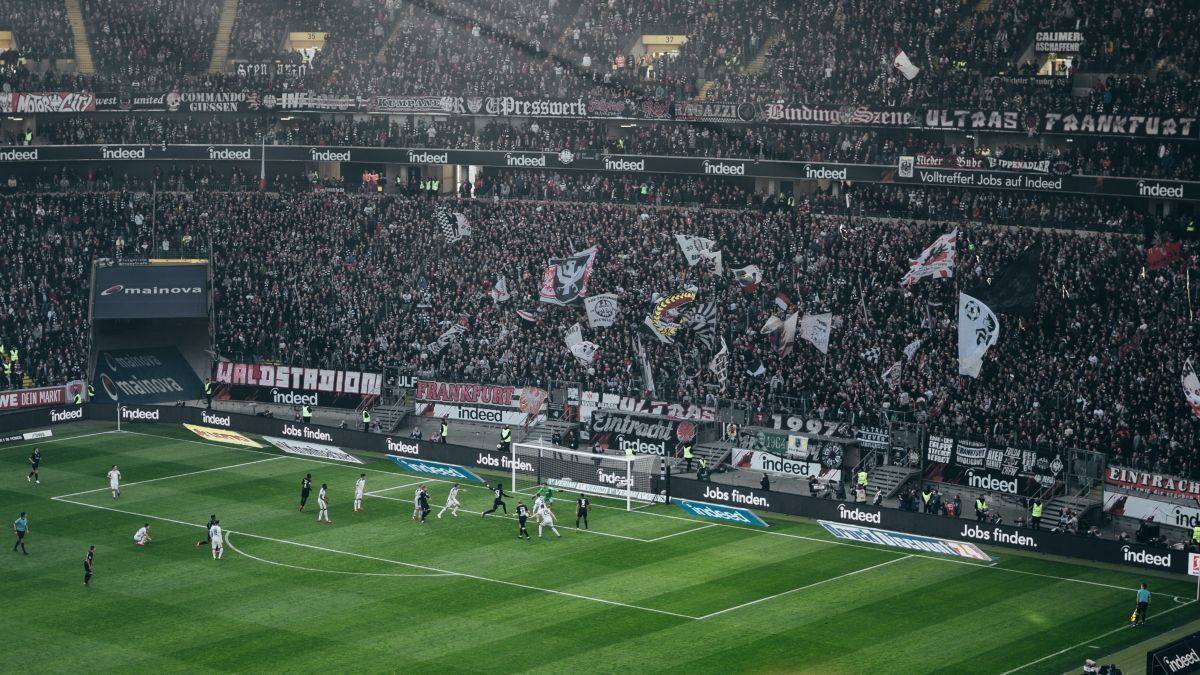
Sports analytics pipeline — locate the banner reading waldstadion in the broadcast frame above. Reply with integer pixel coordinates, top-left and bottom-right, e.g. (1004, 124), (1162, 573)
(922, 434), (1064, 498)
(92, 262), (208, 319)
(214, 361), (382, 408)
(3, 145), (1197, 201)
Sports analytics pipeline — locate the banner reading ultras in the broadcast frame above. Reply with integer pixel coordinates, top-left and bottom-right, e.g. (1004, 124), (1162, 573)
(92, 262), (208, 319)
(215, 362), (382, 397)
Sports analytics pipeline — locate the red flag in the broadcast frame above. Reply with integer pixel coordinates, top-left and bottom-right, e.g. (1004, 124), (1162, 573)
(1147, 241), (1182, 270)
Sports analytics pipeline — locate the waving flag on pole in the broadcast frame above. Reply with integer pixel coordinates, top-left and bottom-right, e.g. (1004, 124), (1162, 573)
(901, 229), (957, 287)
(799, 313), (833, 354)
(489, 275), (510, 304)
(1184, 359), (1200, 419)
(958, 292), (999, 378)
(539, 245), (599, 305)
(893, 50), (921, 80)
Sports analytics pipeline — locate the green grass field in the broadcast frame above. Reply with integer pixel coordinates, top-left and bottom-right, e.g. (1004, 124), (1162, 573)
(3, 422), (1200, 674)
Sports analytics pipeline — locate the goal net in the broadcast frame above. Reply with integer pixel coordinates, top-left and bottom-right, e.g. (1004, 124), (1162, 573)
(513, 442), (662, 511)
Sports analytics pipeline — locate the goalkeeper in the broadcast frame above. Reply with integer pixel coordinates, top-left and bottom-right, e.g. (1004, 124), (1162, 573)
(533, 484), (555, 505)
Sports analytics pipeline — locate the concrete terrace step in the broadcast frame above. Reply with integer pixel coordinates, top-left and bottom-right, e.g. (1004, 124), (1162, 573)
(64, 0), (94, 74)
(208, 0), (239, 74)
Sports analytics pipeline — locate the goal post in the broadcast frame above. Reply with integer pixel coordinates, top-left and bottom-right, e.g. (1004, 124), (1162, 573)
(512, 441), (661, 511)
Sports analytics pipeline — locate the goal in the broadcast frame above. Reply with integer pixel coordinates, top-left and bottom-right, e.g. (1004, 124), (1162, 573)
(512, 441), (662, 511)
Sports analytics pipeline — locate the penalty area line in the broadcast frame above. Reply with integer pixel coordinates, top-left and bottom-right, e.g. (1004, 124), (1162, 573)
(51, 496), (702, 621)
(695, 554), (914, 620)
(223, 533), (452, 578)
(51, 455), (289, 499)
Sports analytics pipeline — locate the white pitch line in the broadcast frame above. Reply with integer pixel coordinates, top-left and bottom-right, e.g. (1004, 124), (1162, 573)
(364, 479), (429, 496)
(224, 533), (452, 578)
(115, 430), (1190, 600)
(696, 555), (914, 620)
(999, 599), (1198, 674)
(51, 496), (700, 621)
(51, 456), (288, 499)
(644, 523), (717, 542)
(366, 491), (650, 543)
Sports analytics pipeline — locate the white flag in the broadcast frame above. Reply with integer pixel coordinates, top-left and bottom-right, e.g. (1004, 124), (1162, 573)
(489, 275), (510, 304)
(569, 341), (600, 366)
(799, 313), (833, 354)
(675, 234), (719, 268)
(1184, 359), (1200, 419)
(760, 315), (783, 334)
(583, 293), (619, 328)
(453, 212), (472, 238)
(732, 264), (763, 288)
(701, 249), (724, 274)
(881, 361), (903, 389)
(903, 338), (922, 362)
(777, 312), (799, 356)
(425, 323), (466, 355)
(893, 50), (920, 80)
(709, 337), (729, 389)
(901, 229), (957, 287)
(958, 292), (999, 378)
(563, 322), (584, 349)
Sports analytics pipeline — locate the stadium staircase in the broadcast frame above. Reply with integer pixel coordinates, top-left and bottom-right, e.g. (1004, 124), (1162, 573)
(370, 401), (409, 434)
(208, 0), (239, 74)
(1043, 494), (1100, 526)
(695, 30), (782, 100)
(868, 465), (922, 499)
(64, 0), (94, 74)
(668, 440), (732, 475)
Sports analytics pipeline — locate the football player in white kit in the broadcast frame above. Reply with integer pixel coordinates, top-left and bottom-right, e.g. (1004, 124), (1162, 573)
(437, 483), (461, 518)
(317, 484), (331, 523)
(209, 520), (224, 560)
(535, 499), (560, 538)
(107, 465), (122, 499)
(133, 523), (151, 546)
(353, 473), (366, 512)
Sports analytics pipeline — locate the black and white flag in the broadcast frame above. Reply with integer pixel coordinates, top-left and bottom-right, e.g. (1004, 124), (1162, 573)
(635, 335), (655, 394)
(709, 337), (729, 389)
(688, 302), (719, 350)
(436, 207), (472, 243)
(539, 245), (599, 305)
(958, 292), (999, 378)
(583, 293), (619, 328)
(799, 313), (833, 354)
(425, 323), (466, 355)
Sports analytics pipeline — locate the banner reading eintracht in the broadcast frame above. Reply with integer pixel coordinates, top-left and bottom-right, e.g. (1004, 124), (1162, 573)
(584, 293), (619, 328)
(958, 292), (999, 378)
(900, 230), (957, 287)
(799, 313), (833, 354)
(539, 245), (599, 305)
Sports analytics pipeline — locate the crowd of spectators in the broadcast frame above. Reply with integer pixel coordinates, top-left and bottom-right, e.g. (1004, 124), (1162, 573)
(3, 0), (1198, 111)
(0, 0), (74, 61)
(81, 0), (222, 89)
(2, 187), (1194, 475)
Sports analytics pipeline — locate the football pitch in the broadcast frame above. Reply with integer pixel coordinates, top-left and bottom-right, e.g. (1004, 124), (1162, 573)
(4, 423), (1200, 673)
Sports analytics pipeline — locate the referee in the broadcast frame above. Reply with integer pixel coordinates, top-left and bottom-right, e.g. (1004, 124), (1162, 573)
(576, 494), (590, 529)
(1134, 583), (1151, 626)
(12, 512), (28, 554)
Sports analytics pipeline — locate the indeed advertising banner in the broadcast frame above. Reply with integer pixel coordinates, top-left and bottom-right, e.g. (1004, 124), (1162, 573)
(730, 448), (842, 483)
(1104, 491), (1200, 530)
(93, 263), (208, 319)
(93, 347), (204, 404)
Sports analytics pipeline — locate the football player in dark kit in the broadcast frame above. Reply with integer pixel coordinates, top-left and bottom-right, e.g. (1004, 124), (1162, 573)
(417, 486), (431, 523)
(299, 474), (313, 511)
(516, 502), (530, 539)
(576, 494), (590, 529)
(27, 448), (40, 484)
(195, 514), (218, 550)
(83, 545), (95, 586)
(481, 482), (510, 517)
